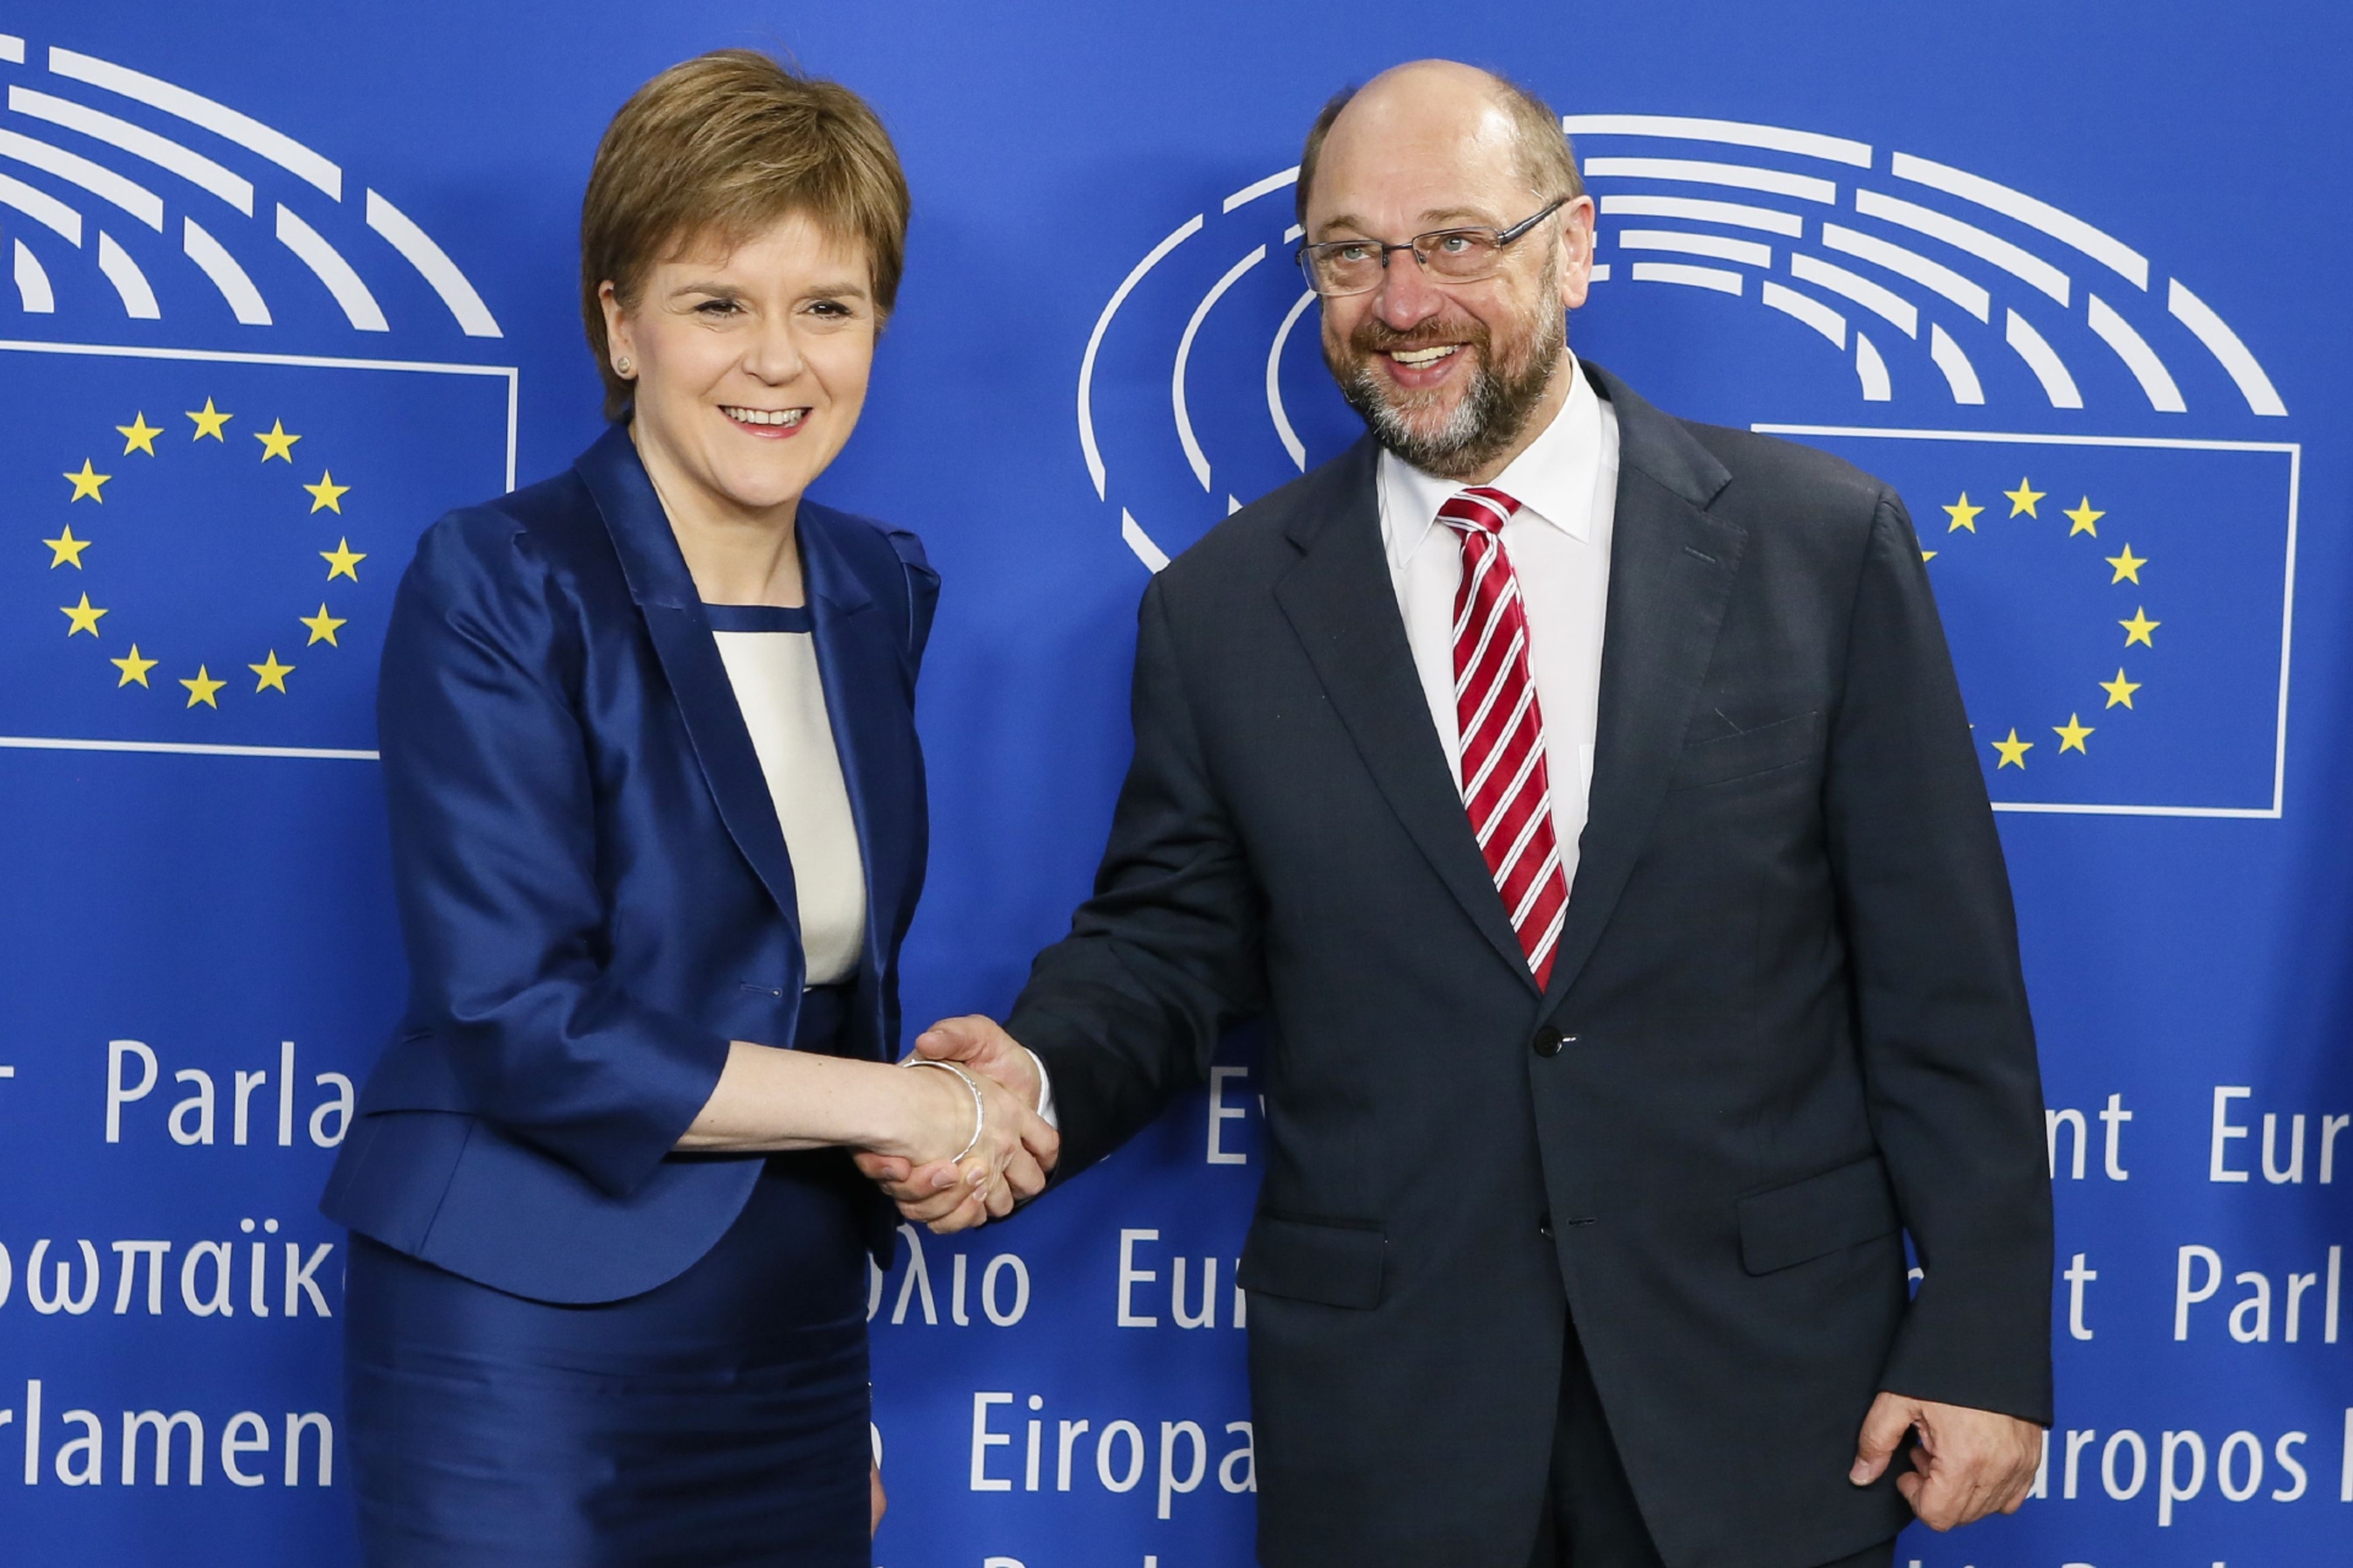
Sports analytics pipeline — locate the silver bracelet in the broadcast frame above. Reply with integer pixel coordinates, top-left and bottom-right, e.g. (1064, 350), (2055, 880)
(904, 1059), (984, 1163)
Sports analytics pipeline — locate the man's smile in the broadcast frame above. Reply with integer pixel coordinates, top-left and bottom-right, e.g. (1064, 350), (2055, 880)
(1377, 341), (1472, 391)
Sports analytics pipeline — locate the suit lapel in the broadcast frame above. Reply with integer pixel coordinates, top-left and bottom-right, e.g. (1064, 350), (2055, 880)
(1541, 367), (1743, 1008)
(1274, 439), (1536, 986)
(798, 504), (916, 1013)
(574, 426), (804, 945)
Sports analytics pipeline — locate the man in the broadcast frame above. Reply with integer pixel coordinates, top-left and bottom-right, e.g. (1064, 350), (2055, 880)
(868, 60), (2053, 1568)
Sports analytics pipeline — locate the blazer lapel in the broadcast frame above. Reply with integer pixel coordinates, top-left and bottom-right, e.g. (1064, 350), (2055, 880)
(797, 504), (916, 1017)
(1274, 438), (1535, 986)
(574, 426), (804, 945)
(1541, 366), (1744, 1008)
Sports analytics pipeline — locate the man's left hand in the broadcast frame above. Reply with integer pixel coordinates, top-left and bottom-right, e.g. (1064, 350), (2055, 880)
(1849, 1392), (2040, 1531)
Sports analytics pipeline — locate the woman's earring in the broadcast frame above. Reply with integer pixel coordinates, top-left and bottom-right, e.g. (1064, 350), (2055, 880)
(615, 357), (634, 376)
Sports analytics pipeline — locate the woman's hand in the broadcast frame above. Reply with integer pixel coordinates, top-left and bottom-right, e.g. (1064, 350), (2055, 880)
(889, 1060), (1057, 1233)
(892, 1056), (991, 1164)
(677, 1034), (1055, 1225)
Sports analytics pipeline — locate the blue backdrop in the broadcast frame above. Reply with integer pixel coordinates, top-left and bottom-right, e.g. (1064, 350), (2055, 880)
(0, 4), (2346, 1564)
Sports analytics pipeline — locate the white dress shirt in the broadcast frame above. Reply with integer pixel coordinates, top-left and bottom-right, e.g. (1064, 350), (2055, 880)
(1031, 365), (1618, 1125)
(711, 622), (868, 986)
(1377, 357), (1620, 898)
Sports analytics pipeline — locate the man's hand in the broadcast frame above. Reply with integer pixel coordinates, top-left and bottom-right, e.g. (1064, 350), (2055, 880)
(913, 1015), (1043, 1108)
(853, 1016), (1053, 1233)
(1849, 1392), (2041, 1531)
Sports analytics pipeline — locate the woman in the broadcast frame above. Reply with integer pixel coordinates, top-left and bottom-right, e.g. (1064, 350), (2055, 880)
(320, 51), (1054, 1566)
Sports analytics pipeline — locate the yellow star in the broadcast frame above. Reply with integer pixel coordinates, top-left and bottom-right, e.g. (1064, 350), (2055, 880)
(321, 537), (366, 581)
(256, 420), (302, 463)
(60, 593), (107, 637)
(2120, 606), (2160, 648)
(303, 469), (350, 513)
(1991, 728), (2033, 770)
(187, 398), (233, 440)
(2004, 478), (2045, 518)
(1921, 549), (1938, 562)
(2100, 668), (2141, 709)
(2063, 496), (2104, 537)
(180, 665), (226, 709)
(110, 644), (157, 688)
(296, 606), (346, 648)
(2105, 544), (2146, 584)
(299, 603), (347, 646)
(63, 459), (110, 502)
(2053, 713), (2094, 753)
(1943, 493), (1983, 533)
(116, 412), (163, 457)
(43, 524), (92, 568)
(249, 650), (295, 693)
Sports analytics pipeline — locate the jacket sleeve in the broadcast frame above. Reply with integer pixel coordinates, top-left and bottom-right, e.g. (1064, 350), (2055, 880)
(374, 512), (732, 1198)
(1006, 577), (1268, 1175)
(1824, 490), (2055, 1425)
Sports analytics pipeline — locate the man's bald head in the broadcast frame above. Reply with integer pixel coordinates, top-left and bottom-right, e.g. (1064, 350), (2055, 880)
(1295, 60), (1580, 229)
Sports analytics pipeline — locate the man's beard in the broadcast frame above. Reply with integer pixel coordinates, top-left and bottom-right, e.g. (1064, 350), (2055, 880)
(1327, 275), (1565, 480)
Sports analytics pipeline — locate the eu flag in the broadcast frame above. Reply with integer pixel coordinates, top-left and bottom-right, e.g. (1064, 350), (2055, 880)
(0, 344), (511, 756)
(1762, 426), (2296, 817)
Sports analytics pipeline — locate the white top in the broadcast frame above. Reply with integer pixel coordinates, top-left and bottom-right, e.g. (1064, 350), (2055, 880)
(710, 614), (867, 987)
(1377, 357), (1621, 898)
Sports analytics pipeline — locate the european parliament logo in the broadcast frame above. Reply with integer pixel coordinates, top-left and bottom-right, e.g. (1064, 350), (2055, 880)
(0, 34), (513, 759)
(1075, 115), (2297, 819)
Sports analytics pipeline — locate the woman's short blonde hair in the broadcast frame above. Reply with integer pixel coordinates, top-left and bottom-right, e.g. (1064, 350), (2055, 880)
(580, 50), (911, 420)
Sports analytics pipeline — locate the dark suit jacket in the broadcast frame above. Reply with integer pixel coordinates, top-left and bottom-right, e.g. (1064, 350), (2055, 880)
(1007, 364), (2052, 1568)
(322, 423), (936, 1303)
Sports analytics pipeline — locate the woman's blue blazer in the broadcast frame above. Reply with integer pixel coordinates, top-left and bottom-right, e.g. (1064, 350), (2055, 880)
(321, 423), (936, 1304)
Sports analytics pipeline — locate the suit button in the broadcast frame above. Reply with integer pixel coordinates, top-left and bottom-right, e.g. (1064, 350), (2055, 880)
(1538, 1217), (1555, 1239)
(1532, 1026), (1565, 1058)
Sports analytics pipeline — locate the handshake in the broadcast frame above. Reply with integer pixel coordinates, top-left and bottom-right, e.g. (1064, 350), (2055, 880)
(855, 1016), (1060, 1234)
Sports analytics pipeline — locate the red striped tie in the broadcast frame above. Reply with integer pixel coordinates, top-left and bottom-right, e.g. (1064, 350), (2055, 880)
(1438, 485), (1569, 988)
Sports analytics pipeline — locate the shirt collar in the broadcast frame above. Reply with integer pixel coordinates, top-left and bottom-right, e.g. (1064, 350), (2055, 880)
(1379, 353), (1601, 570)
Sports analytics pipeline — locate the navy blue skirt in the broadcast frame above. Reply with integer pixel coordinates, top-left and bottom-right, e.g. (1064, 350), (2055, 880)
(344, 999), (875, 1567)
